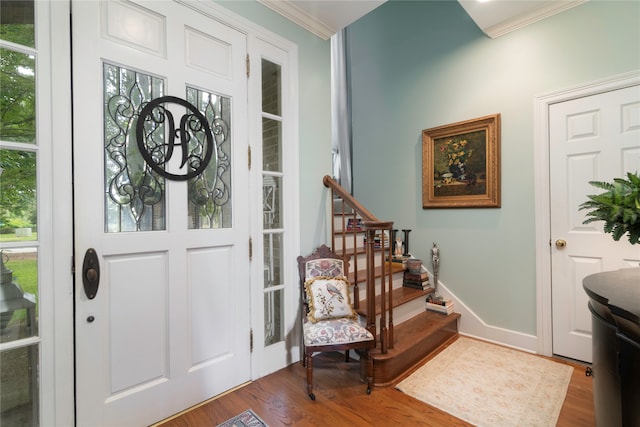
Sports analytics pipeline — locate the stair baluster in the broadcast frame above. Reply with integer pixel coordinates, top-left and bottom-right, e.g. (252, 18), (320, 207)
(323, 175), (393, 353)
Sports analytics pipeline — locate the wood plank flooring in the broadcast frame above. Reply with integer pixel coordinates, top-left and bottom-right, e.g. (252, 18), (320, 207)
(157, 338), (595, 427)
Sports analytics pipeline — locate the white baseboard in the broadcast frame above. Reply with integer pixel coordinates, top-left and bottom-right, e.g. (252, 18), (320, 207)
(435, 281), (539, 354)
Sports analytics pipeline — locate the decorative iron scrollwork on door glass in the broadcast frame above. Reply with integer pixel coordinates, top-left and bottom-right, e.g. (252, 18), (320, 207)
(186, 87), (231, 229)
(103, 63), (166, 232)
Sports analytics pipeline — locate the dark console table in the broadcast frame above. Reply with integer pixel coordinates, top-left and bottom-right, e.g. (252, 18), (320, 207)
(583, 268), (640, 427)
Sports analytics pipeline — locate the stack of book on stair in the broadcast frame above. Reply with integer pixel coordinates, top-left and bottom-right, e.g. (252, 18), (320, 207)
(363, 230), (390, 248)
(403, 270), (429, 290)
(426, 296), (454, 315)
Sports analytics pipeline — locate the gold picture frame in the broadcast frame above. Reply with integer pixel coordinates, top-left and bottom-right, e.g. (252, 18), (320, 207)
(422, 114), (501, 208)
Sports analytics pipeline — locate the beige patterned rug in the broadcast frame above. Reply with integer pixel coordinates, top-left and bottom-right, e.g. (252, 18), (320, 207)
(396, 337), (573, 427)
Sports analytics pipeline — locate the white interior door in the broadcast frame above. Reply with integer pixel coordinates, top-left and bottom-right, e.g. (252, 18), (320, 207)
(549, 84), (640, 363)
(72, 1), (250, 425)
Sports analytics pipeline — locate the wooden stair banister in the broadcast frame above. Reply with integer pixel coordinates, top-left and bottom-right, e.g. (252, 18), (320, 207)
(323, 175), (379, 221)
(323, 175), (394, 354)
(322, 175), (461, 387)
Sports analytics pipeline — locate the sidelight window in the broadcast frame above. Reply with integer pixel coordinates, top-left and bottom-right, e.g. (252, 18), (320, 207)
(0, 1), (40, 424)
(261, 59), (285, 346)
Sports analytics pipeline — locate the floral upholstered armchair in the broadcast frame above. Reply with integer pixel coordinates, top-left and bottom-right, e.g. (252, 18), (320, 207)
(296, 245), (374, 400)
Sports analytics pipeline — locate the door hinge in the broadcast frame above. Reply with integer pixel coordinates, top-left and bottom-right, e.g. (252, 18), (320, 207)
(249, 237), (253, 260)
(248, 145), (252, 170)
(71, 255), (75, 275)
(250, 328), (254, 353)
(246, 53), (250, 78)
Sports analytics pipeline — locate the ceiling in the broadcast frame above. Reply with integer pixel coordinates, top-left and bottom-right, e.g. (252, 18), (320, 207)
(258, 0), (587, 40)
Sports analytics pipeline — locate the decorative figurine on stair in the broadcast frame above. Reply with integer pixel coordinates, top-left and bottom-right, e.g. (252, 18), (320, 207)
(427, 242), (454, 314)
(431, 242), (440, 296)
(394, 236), (404, 258)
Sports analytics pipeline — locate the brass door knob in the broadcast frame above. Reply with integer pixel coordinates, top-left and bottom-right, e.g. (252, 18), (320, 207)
(555, 239), (567, 248)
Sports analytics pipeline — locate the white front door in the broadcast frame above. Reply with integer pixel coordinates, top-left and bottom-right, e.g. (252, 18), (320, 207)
(72, 1), (250, 425)
(549, 84), (640, 362)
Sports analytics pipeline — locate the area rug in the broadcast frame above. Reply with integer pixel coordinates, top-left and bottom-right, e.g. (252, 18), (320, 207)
(216, 409), (268, 427)
(396, 337), (573, 427)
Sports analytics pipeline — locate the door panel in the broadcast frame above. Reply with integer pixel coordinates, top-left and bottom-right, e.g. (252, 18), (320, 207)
(189, 246), (234, 364)
(106, 252), (168, 395)
(72, 1), (249, 425)
(550, 85), (640, 362)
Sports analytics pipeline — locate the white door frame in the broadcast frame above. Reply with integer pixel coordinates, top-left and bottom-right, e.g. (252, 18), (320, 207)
(533, 70), (640, 357)
(46, 1), (75, 425)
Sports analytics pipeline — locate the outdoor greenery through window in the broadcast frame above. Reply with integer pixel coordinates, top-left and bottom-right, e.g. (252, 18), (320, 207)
(0, 0), (40, 425)
(0, 48), (35, 144)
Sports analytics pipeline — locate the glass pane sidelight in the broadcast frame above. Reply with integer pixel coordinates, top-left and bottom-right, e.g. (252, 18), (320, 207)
(0, 150), (37, 243)
(0, 1), (35, 48)
(264, 289), (284, 346)
(0, 248), (38, 343)
(0, 345), (39, 425)
(262, 174), (282, 229)
(261, 59), (284, 347)
(262, 118), (281, 172)
(103, 63), (166, 232)
(186, 87), (232, 229)
(261, 60), (281, 116)
(263, 233), (282, 288)
(0, 2), (39, 424)
(0, 48), (36, 144)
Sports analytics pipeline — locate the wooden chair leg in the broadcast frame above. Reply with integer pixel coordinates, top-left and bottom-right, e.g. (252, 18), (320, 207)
(366, 349), (373, 395)
(302, 343), (306, 367)
(345, 350), (350, 362)
(306, 352), (315, 400)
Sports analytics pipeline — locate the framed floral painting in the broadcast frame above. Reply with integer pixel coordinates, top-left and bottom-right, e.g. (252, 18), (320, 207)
(422, 114), (501, 208)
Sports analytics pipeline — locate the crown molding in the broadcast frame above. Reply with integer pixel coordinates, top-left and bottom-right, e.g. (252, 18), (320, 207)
(257, 0), (336, 40)
(484, 0), (587, 39)
(258, 0), (587, 41)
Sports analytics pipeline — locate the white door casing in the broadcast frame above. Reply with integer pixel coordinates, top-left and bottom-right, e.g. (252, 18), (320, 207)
(72, 1), (250, 425)
(535, 72), (640, 362)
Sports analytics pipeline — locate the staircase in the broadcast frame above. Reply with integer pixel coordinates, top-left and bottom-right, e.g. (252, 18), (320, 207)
(323, 175), (461, 386)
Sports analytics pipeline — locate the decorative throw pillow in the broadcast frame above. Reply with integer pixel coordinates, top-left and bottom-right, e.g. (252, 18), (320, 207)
(305, 258), (344, 279)
(304, 276), (357, 323)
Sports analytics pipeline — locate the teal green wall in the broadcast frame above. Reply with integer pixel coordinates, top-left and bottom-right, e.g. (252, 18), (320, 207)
(216, 1), (332, 255)
(347, 1), (640, 334)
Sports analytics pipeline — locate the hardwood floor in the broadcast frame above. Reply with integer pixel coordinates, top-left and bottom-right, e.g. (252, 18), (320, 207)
(158, 339), (595, 427)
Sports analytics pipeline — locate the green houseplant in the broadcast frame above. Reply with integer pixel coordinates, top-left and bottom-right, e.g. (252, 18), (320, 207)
(579, 172), (640, 245)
